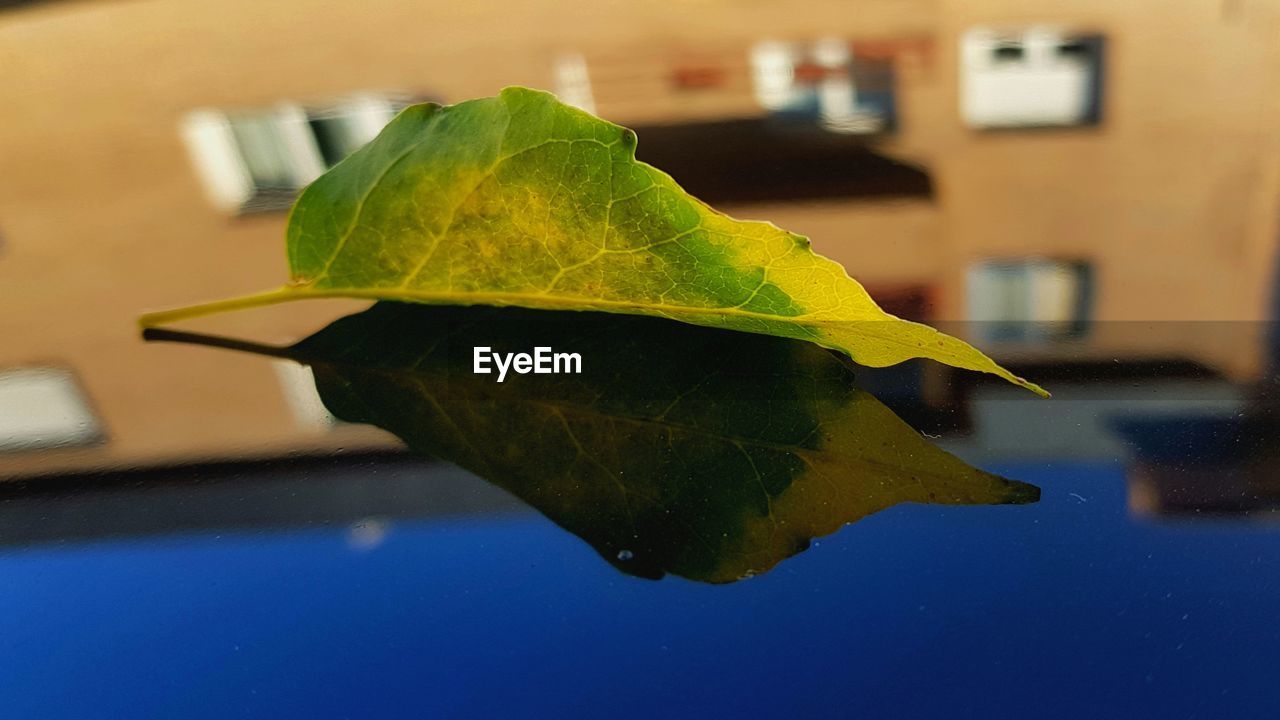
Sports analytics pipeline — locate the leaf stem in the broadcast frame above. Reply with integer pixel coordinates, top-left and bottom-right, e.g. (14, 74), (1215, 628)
(141, 327), (295, 359)
(137, 287), (301, 328)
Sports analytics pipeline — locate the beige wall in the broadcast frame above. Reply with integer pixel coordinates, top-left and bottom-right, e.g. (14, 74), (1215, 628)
(2, 0), (1279, 477)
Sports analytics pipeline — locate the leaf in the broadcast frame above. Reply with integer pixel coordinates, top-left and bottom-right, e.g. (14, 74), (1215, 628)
(147, 303), (1040, 583)
(140, 87), (1046, 396)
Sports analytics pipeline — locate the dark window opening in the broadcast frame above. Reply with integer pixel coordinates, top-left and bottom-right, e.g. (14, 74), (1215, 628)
(992, 43), (1025, 61)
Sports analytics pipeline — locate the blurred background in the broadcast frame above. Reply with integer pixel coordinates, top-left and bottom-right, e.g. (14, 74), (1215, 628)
(2, 0), (1279, 497)
(8, 6), (1280, 716)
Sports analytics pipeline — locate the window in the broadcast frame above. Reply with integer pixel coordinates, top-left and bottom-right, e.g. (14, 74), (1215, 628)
(750, 39), (897, 135)
(0, 367), (103, 452)
(183, 94), (414, 214)
(960, 27), (1104, 129)
(966, 259), (1093, 342)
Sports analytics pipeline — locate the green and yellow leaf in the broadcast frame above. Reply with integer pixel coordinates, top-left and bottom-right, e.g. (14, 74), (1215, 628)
(140, 87), (1045, 396)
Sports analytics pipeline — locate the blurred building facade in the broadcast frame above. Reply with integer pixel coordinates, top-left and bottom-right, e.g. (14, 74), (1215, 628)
(2, 0), (1280, 476)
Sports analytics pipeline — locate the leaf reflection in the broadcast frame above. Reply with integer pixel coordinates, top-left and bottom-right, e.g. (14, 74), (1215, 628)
(146, 303), (1038, 583)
